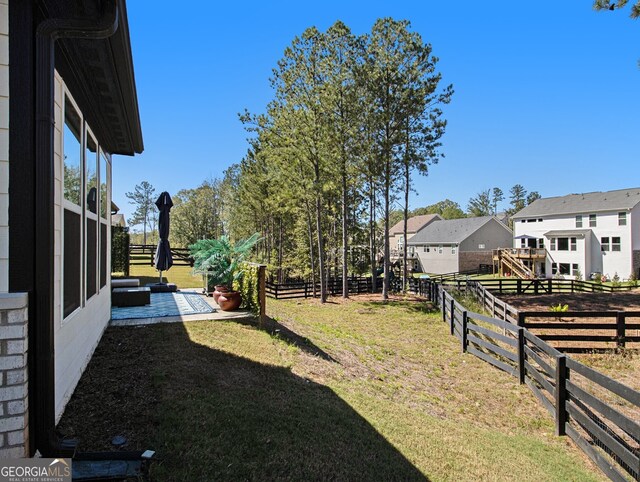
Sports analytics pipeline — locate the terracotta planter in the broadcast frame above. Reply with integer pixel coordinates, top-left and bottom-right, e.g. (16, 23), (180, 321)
(212, 285), (230, 303)
(217, 291), (242, 311)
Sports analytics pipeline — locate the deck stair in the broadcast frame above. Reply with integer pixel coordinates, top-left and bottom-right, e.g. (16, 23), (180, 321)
(494, 248), (535, 278)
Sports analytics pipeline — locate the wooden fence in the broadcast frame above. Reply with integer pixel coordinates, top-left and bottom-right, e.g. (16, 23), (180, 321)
(467, 278), (636, 295)
(427, 281), (640, 481)
(266, 276), (378, 299)
(518, 311), (640, 353)
(129, 244), (194, 267)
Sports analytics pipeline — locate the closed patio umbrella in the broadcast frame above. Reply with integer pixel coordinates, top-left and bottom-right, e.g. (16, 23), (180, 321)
(154, 191), (173, 283)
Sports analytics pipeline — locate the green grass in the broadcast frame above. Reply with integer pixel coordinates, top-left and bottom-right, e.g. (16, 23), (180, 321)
(113, 254), (203, 289)
(58, 297), (604, 481)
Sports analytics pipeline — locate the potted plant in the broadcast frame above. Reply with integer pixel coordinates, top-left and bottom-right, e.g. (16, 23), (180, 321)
(190, 233), (261, 311)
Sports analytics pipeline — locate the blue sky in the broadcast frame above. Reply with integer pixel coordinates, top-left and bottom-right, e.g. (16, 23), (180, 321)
(113, 1), (640, 222)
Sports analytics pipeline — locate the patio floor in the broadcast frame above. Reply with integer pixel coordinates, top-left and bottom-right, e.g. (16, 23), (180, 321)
(110, 288), (253, 326)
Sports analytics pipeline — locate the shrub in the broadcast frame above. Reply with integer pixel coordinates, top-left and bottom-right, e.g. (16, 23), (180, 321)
(573, 268), (583, 281)
(629, 272), (638, 288)
(550, 304), (569, 312)
(612, 272), (621, 287)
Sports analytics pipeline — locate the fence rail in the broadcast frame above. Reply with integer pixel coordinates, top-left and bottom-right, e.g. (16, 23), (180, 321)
(424, 281), (640, 481)
(129, 244), (194, 267)
(266, 276), (379, 299)
(470, 278), (635, 295)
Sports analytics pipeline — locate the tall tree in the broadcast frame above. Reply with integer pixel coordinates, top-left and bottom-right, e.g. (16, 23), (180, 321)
(126, 181), (156, 245)
(492, 187), (504, 215)
(509, 184), (528, 214)
(363, 18), (452, 299)
(526, 191), (541, 205)
(172, 180), (224, 247)
(467, 189), (492, 216)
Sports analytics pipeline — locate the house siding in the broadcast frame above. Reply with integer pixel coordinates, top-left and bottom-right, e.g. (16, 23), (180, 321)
(53, 72), (112, 422)
(514, 208), (637, 279)
(414, 245), (458, 274)
(0, 0), (8, 293)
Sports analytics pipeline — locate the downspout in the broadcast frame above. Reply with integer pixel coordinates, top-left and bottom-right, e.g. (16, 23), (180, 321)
(34, 0), (119, 457)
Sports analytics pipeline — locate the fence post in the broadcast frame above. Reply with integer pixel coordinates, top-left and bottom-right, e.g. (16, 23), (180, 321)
(517, 279), (522, 295)
(442, 290), (447, 322)
(548, 279), (553, 294)
(461, 311), (468, 352)
(517, 328), (525, 384)
(517, 311), (525, 327)
(450, 298), (455, 336)
(616, 312), (625, 349)
(304, 282), (308, 299)
(257, 264), (267, 325)
(555, 355), (567, 436)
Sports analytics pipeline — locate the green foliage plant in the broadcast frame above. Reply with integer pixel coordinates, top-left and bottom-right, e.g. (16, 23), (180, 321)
(549, 304), (569, 313)
(190, 233), (261, 290)
(629, 272), (638, 288)
(233, 262), (261, 313)
(573, 268), (583, 282)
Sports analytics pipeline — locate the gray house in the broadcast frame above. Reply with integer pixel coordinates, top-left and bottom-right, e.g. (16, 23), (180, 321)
(407, 216), (512, 274)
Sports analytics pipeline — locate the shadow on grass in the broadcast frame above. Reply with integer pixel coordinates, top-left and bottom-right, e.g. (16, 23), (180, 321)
(57, 323), (427, 481)
(231, 315), (338, 363)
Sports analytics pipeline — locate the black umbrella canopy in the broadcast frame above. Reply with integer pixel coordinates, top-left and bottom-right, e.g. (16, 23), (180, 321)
(154, 191), (173, 275)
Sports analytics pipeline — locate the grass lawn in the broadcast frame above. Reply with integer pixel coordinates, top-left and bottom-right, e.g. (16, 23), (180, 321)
(112, 255), (202, 289)
(57, 295), (604, 481)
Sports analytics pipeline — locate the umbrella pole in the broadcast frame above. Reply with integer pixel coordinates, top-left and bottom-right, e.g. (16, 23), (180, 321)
(159, 270), (163, 284)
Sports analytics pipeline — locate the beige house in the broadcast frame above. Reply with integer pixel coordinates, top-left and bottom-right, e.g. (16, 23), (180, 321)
(389, 214), (442, 256)
(407, 216), (512, 274)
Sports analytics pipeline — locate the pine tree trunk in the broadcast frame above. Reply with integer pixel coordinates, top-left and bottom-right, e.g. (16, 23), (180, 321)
(305, 201), (317, 298)
(403, 161), (409, 293)
(277, 216), (284, 284)
(382, 162), (390, 301)
(369, 180), (377, 293)
(342, 168), (349, 298)
(315, 194), (327, 303)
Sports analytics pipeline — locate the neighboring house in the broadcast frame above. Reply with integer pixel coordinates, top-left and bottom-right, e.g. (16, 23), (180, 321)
(111, 214), (127, 228)
(512, 188), (640, 280)
(388, 214), (441, 253)
(0, 0), (142, 458)
(407, 216), (512, 274)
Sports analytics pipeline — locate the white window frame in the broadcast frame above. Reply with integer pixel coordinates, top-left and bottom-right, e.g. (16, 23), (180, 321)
(589, 214), (597, 227)
(611, 237), (621, 252)
(618, 212), (627, 226)
(575, 215), (582, 228)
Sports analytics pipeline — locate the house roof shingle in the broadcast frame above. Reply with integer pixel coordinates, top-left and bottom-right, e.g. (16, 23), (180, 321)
(407, 216), (499, 244)
(512, 188), (640, 219)
(389, 214), (441, 236)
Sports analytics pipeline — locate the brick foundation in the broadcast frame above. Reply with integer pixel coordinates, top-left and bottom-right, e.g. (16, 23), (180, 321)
(0, 292), (29, 458)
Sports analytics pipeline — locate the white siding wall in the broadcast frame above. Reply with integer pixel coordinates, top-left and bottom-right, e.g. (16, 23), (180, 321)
(0, 0), (8, 293)
(514, 210), (634, 279)
(53, 72), (111, 421)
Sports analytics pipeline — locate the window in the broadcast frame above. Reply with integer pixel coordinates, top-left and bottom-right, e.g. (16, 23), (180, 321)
(538, 238), (544, 249)
(438, 245), (443, 254)
(550, 238), (556, 251)
(63, 97), (82, 318)
(451, 245), (457, 255)
(612, 237), (621, 252)
(423, 246), (428, 253)
(478, 244), (485, 249)
(62, 90), (111, 318)
(551, 263), (557, 275)
(572, 264), (579, 275)
(527, 219), (536, 223)
(570, 237), (577, 251)
(575, 215), (582, 228)
(589, 214), (597, 227)
(618, 212), (627, 226)
(557, 237), (569, 251)
(520, 238), (526, 248)
(601, 237), (610, 251)
(538, 219), (543, 222)
(559, 263), (571, 275)
(86, 132), (98, 300)
(100, 152), (110, 288)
